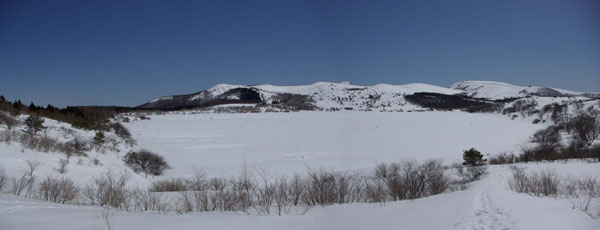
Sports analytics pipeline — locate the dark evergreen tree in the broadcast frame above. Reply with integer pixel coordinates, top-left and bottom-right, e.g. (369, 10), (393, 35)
(93, 131), (106, 146)
(25, 114), (45, 135)
(462, 148), (486, 166)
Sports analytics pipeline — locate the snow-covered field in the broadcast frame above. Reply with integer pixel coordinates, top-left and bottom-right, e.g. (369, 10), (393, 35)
(1, 111), (599, 230)
(126, 111), (540, 177)
(1, 162), (598, 230)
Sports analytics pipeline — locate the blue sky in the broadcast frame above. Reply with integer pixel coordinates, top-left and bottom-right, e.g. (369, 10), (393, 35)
(1, 0), (599, 107)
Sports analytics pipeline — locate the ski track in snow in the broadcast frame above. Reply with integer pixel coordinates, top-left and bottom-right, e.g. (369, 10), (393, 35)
(464, 173), (515, 230)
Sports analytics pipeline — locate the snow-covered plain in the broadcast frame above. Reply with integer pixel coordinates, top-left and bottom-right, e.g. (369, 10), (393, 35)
(1, 111), (599, 229)
(125, 111), (540, 178)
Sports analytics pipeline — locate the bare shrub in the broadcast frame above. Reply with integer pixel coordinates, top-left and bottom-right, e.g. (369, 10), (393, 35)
(12, 160), (41, 197)
(423, 159), (449, 196)
(456, 164), (486, 182)
(209, 177), (227, 191)
(1, 127), (90, 157)
(230, 167), (254, 213)
(303, 170), (339, 206)
(565, 176), (599, 215)
(509, 167), (599, 216)
(124, 150), (169, 175)
(252, 171), (276, 214)
(130, 188), (169, 213)
(302, 170), (362, 206)
(364, 177), (386, 203)
(38, 176), (79, 204)
(0, 158), (468, 215)
(0, 167), (6, 192)
(0, 111), (21, 130)
(149, 178), (188, 192)
(529, 170), (560, 197)
(84, 171), (130, 209)
(508, 166), (529, 193)
(508, 167), (560, 197)
(488, 152), (516, 165)
(188, 170), (207, 191)
(39, 132), (58, 153)
(70, 134), (91, 155)
(0, 130), (16, 143)
(274, 177), (290, 215)
(287, 174), (304, 206)
(192, 190), (210, 212)
(375, 162), (405, 201)
(176, 191), (194, 214)
(374, 160), (450, 202)
(111, 122), (135, 146)
(55, 159), (69, 174)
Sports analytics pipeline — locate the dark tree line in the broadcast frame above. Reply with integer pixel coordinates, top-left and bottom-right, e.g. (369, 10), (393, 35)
(404, 92), (509, 112)
(0, 95), (145, 131)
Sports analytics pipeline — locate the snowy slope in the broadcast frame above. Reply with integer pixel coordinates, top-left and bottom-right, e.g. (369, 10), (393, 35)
(450, 80), (599, 100)
(0, 116), (149, 189)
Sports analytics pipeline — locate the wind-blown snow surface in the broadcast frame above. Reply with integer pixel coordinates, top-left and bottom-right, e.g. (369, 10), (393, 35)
(1, 162), (598, 230)
(126, 111), (539, 177)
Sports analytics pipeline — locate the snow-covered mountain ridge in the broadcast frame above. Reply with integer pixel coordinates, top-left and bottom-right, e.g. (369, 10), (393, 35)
(138, 80), (599, 112)
(451, 80), (600, 100)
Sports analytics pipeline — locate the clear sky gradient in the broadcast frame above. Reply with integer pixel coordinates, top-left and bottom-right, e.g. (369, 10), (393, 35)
(1, 0), (599, 107)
